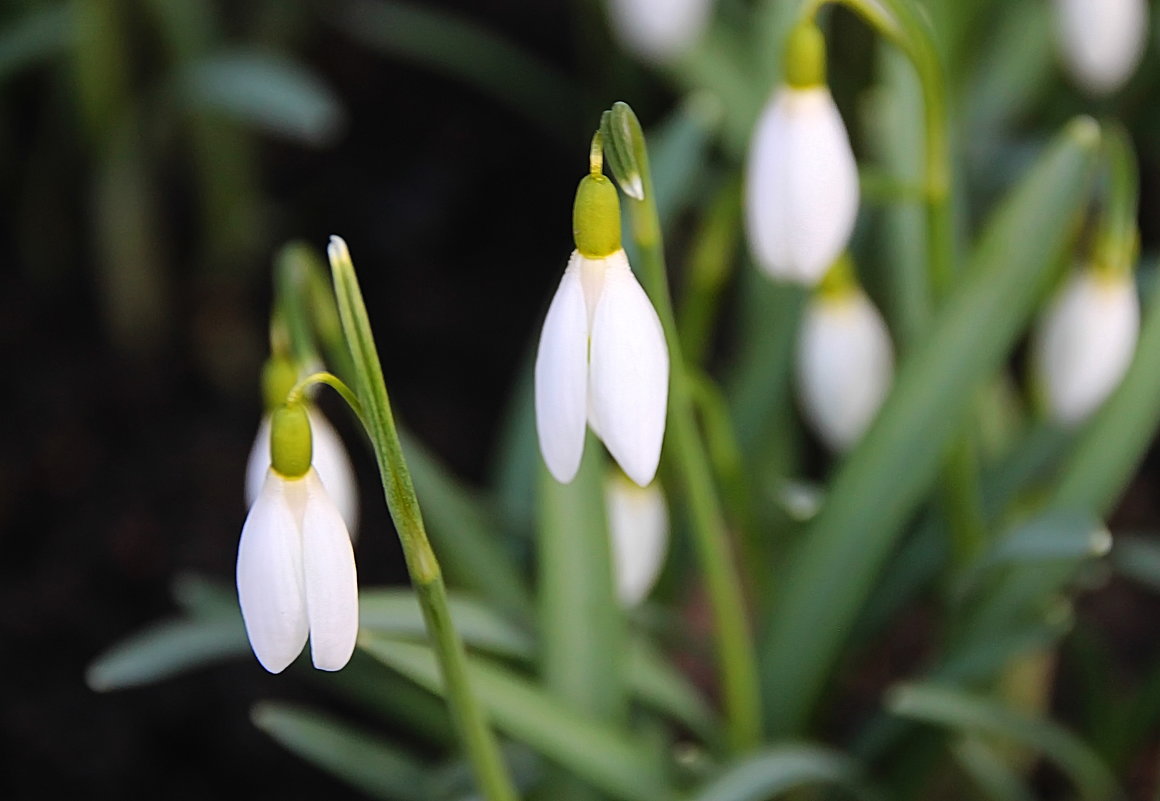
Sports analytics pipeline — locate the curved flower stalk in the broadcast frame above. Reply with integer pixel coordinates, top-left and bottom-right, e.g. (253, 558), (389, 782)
(795, 257), (894, 451)
(1054, 0), (1148, 96)
(606, 0), (714, 65)
(245, 355), (358, 534)
(535, 157), (670, 487)
(604, 472), (669, 606)
(745, 20), (859, 285)
(1032, 266), (1139, 425)
(237, 403), (358, 673)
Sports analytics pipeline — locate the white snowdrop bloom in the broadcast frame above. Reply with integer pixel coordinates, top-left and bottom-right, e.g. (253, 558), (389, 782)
(605, 473), (669, 606)
(607, 0), (713, 65)
(1055, 0), (1148, 96)
(535, 172), (669, 487)
(795, 269), (894, 452)
(237, 404), (359, 673)
(246, 406), (358, 534)
(1032, 267), (1139, 425)
(745, 21), (859, 286)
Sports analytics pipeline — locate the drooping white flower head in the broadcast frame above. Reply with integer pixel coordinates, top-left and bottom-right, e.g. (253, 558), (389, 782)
(795, 259), (894, 452)
(1032, 267), (1139, 425)
(606, 0), (713, 65)
(604, 473), (669, 606)
(237, 404), (358, 673)
(1054, 0), (1148, 96)
(745, 21), (859, 286)
(535, 172), (669, 487)
(246, 406), (358, 534)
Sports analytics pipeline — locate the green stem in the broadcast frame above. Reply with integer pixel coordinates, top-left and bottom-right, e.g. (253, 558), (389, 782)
(826, 0), (986, 563)
(619, 115), (762, 752)
(328, 239), (519, 801)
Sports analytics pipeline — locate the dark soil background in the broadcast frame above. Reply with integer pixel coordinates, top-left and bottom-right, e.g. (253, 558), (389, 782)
(3, 1), (1160, 799)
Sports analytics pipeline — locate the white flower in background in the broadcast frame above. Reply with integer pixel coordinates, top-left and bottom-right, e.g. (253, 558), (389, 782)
(795, 259), (894, 451)
(1055, 0), (1148, 96)
(606, 0), (713, 65)
(246, 406), (358, 534)
(1032, 267), (1139, 425)
(605, 473), (669, 606)
(535, 172), (669, 487)
(237, 404), (359, 673)
(745, 20), (859, 285)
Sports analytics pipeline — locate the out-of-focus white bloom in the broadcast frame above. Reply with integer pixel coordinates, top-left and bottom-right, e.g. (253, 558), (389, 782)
(246, 406), (358, 534)
(536, 248), (669, 487)
(795, 282), (894, 451)
(1032, 268), (1139, 425)
(1055, 0), (1148, 96)
(605, 473), (669, 606)
(606, 0), (713, 65)
(745, 85), (859, 285)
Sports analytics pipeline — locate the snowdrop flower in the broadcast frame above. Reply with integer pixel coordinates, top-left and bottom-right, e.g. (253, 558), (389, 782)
(535, 169), (669, 487)
(1055, 0), (1148, 96)
(1032, 266), (1139, 425)
(746, 20), (859, 285)
(606, 0), (713, 65)
(237, 402), (359, 673)
(795, 257), (894, 452)
(605, 472), (669, 606)
(245, 356), (358, 534)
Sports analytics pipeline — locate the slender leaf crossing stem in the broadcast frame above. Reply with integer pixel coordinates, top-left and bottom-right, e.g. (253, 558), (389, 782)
(328, 239), (519, 801)
(620, 124), (762, 752)
(823, 0), (986, 565)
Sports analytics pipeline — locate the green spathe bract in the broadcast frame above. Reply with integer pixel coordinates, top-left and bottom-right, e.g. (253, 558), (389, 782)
(573, 174), (621, 258)
(271, 402), (312, 478)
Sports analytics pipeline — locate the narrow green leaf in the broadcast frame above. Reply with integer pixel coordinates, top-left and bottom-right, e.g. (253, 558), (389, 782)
(689, 744), (875, 801)
(647, 94), (721, 228)
(359, 635), (678, 801)
(360, 588), (533, 660)
(86, 616), (248, 691)
(252, 702), (428, 801)
(888, 683), (1121, 801)
(537, 442), (628, 737)
(398, 428), (531, 613)
(333, 0), (576, 144)
(180, 51), (345, 145)
(1111, 535), (1160, 592)
(951, 737), (1037, 801)
(627, 639), (718, 744)
(760, 118), (1100, 735)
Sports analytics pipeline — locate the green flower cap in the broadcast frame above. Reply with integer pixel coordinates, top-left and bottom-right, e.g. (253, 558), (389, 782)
(271, 402), (312, 479)
(573, 174), (622, 258)
(818, 252), (859, 299)
(784, 20), (827, 89)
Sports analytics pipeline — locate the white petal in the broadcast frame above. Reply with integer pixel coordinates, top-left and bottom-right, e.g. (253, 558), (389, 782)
(301, 470), (359, 671)
(795, 290), (894, 451)
(307, 407), (359, 536)
(1055, 0), (1147, 96)
(1033, 270), (1139, 425)
(606, 0), (713, 64)
(236, 471), (308, 673)
(589, 252), (670, 486)
(244, 415), (272, 509)
(605, 475), (669, 606)
(745, 87), (860, 285)
(535, 256), (591, 483)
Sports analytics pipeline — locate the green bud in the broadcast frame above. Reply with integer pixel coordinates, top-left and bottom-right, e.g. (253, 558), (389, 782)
(573, 174), (621, 258)
(784, 20), (827, 89)
(262, 356), (299, 412)
(270, 403), (312, 479)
